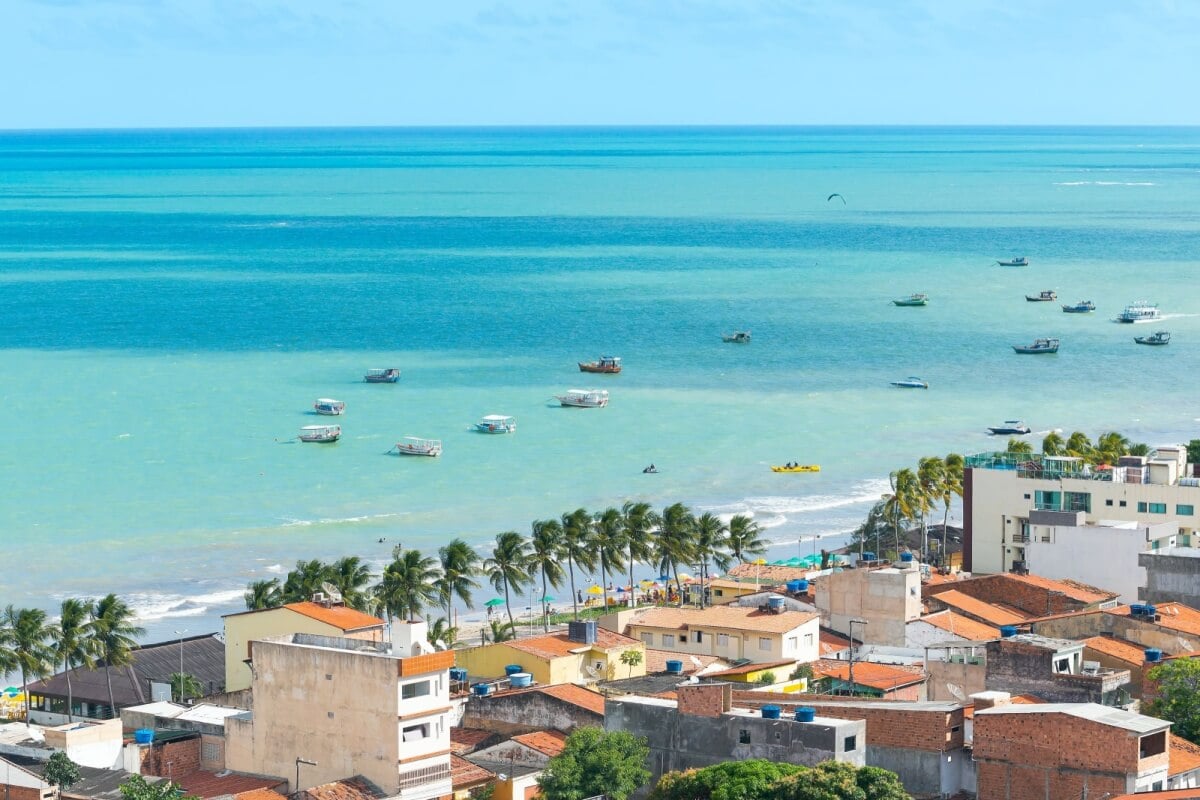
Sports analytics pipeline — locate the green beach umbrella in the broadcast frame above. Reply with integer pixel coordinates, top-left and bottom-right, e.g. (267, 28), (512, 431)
(484, 598), (505, 608)
(539, 596), (556, 603)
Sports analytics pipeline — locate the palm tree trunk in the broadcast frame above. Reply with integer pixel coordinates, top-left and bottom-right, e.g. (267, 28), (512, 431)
(698, 557), (707, 609)
(106, 664), (116, 721)
(21, 666), (29, 725)
(629, 560), (637, 609)
(541, 566), (549, 632)
(568, 556), (578, 620)
(65, 660), (73, 723)
(942, 502), (951, 561)
(673, 563), (683, 607)
(503, 579), (515, 628)
(601, 554), (609, 611)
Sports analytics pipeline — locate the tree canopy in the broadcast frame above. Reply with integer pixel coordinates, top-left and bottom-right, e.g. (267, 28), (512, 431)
(538, 728), (650, 800)
(1146, 658), (1200, 744)
(44, 752), (81, 789)
(119, 775), (200, 800)
(649, 760), (909, 800)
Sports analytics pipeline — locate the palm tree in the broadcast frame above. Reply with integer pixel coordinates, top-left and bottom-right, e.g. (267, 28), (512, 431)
(727, 515), (767, 564)
(939, 454), (965, 554)
(483, 620), (517, 644)
(1095, 431), (1132, 465)
(47, 598), (95, 723)
(917, 456), (946, 558)
(435, 538), (481, 628)
(169, 672), (203, 703)
(1129, 442), (1152, 457)
(1006, 438), (1034, 455)
(693, 512), (731, 609)
(281, 559), (332, 603)
(882, 469), (919, 558)
(622, 501), (658, 607)
(1065, 431), (1094, 460)
(328, 556), (374, 610)
(483, 531), (531, 628)
(427, 618), (459, 650)
(656, 503), (697, 604)
(374, 549), (440, 621)
(560, 509), (597, 619)
(591, 508), (627, 611)
(243, 579), (283, 611)
(528, 520), (565, 631)
(1042, 431), (1065, 456)
(89, 594), (144, 720)
(2, 607), (53, 724)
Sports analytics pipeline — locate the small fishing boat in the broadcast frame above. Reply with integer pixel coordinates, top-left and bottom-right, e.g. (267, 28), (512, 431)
(555, 389), (609, 408)
(364, 368), (401, 383)
(892, 293), (929, 307)
(722, 331), (752, 343)
(299, 424), (340, 443)
(314, 398), (346, 415)
(1116, 301), (1161, 324)
(393, 437), (443, 456)
(988, 420), (1032, 435)
(891, 377), (929, 389)
(1013, 338), (1059, 354)
(1026, 290), (1057, 302)
(770, 464), (821, 473)
(1062, 300), (1096, 314)
(475, 414), (516, 434)
(1134, 331), (1171, 346)
(997, 256), (1029, 267)
(579, 356), (622, 374)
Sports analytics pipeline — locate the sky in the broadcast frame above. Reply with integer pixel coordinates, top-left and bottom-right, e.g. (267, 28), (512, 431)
(3, 0), (1200, 128)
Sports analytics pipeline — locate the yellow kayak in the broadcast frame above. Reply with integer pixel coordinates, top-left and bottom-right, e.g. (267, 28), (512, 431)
(771, 465), (821, 473)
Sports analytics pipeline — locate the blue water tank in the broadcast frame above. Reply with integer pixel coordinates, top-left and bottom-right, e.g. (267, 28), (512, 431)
(665, 660), (683, 674)
(786, 580), (803, 593)
(761, 705), (781, 719)
(768, 596), (786, 611)
(134, 729), (154, 745)
(504, 664), (524, 676)
(509, 672), (533, 688)
(471, 683), (491, 696)
(1130, 603), (1146, 617)
(899, 552), (914, 563)
(449, 668), (468, 682)
(862, 552), (876, 561)
(1145, 648), (1164, 663)
(1144, 604), (1158, 617)
(795, 707), (816, 723)
(1000, 625), (1018, 638)
(796, 579), (809, 592)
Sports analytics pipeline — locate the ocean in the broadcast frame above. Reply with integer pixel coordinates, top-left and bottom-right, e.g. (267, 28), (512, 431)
(2, 126), (1199, 642)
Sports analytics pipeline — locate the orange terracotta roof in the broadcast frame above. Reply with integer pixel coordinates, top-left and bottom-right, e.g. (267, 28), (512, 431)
(1083, 636), (1160, 665)
(930, 590), (1029, 626)
(1003, 573), (1117, 604)
(727, 563), (813, 583)
(630, 605), (818, 635)
(1111, 790), (1200, 800)
(512, 730), (569, 757)
(502, 628), (640, 660)
(918, 611), (1001, 641)
(1171, 736), (1200, 777)
(811, 659), (926, 691)
(292, 778), (387, 800)
(1106, 602), (1200, 637)
(451, 754), (495, 790)
(450, 727), (498, 754)
(497, 683), (606, 715)
(176, 771), (286, 799)
(922, 571), (964, 588)
(963, 693), (1043, 719)
(706, 659), (797, 678)
(235, 791), (286, 800)
(282, 602), (386, 631)
(644, 649), (724, 674)
(819, 629), (851, 656)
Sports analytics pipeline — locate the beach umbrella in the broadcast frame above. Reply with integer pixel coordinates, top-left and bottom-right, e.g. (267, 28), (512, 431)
(677, 573), (693, 583)
(484, 598), (505, 608)
(587, 585), (603, 595)
(658, 574), (671, 582)
(639, 580), (655, 588)
(539, 596), (555, 603)
(2, 687), (19, 697)
(616, 586), (626, 593)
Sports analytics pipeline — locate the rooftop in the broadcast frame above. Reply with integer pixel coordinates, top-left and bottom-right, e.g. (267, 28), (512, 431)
(1083, 636), (1161, 665)
(629, 605), (818, 635)
(930, 590), (1029, 626)
(810, 659), (927, 691)
(644, 649), (724, 675)
(450, 754), (495, 791)
(289, 777), (387, 800)
(491, 683), (606, 716)
(501, 628), (640, 660)
(511, 730), (568, 757)
(449, 727), (499, 754)
(1171, 736), (1200, 778)
(962, 694), (1044, 719)
(996, 632), (1083, 652)
(819, 629), (852, 656)
(706, 578), (761, 591)
(1001, 573), (1118, 605)
(916, 610), (1001, 641)
(706, 659), (797, 678)
(177, 770), (286, 799)
(280, 602), (386, 631)
(1106, 602), (1200, 637)
(974, 702), (1169, 734)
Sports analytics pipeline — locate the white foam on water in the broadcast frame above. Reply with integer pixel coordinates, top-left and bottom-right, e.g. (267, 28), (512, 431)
(126, 588), (246, 623)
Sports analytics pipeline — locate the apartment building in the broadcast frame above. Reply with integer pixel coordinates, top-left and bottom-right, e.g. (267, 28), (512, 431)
(620, 605), (820, 664)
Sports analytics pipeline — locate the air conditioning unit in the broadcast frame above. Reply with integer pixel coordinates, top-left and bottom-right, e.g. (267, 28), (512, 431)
(1082, 661), (1101, 675)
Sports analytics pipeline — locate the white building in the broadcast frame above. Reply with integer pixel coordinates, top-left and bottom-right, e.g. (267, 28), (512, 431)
(622, 605), (820, 664)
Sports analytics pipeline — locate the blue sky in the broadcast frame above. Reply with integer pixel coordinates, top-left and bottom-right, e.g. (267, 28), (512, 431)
(4, 0), (1199, 128)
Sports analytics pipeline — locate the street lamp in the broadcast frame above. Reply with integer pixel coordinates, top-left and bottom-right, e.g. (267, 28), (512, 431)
(847, 619), (868, 696)
(174, 629), (188, 701)
(295, 757), (317, 792)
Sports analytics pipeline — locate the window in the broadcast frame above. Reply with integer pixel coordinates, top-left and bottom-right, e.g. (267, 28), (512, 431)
(1177, 505), (1195, 516)
(202, 741), (222, 762)
(1149, 503), (1167, 514)
(1034, 490), (1061, 511)
(1023, 493), (1031, 500)
(787, 637), (798, 650)
(402, 681), (431, 700)
(679, 633), (688, 643)
(759, 637), (772, 651)
(402, 724), (430, 742)
(739, 729), (751, 744)
(1105, 499), (1114, 507)
(1138, 502), (1147, 512)
(1140, 731), (1167, 758)
(804, 633), (813, 647)
(695, 631), (703, 643)
(662, 634), (676, 647)
(1064, 491), (1091, 513)
(843, 735), (857, 752)
(640, 632), (654, 645)
(1120, 500), (1127, 508)
(1054, 658), (1071, 673)
(717, 633), (730, 647)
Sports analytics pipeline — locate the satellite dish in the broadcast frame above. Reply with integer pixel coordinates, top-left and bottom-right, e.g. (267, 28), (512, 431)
(689, 655), (703, 668)
(320, 582), (344, 602)
(947, 684), (966, 701)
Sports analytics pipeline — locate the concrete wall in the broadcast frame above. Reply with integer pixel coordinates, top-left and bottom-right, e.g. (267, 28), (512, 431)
(816, 566), (921, 647)
(966, 465), (1200, 575)
(926, 659), (987, 703)
(626, 617), (818, 664)
(1141, 550), (1200, 608)
(1031, 612), (1200, 655)
(1026, 523), (1168, 603)
(984, 639), (1130, 704)
(0, 759), (54, 800)
(460, 691), (602, 736)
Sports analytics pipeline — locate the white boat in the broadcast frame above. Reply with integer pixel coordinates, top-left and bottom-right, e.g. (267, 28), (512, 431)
(393, 437), (442, 457)
(555, 389), (609, 408)
(890, 377), (929, 389)
(364, 368), (401, 383)
(722, 331), (752, 343)
(988, 420), (1031, 435)
(1116, 301), (1161, 324)
(299, 424), (341, 443)
(475, 414), (516, 434)
(314, 398), (345, 416)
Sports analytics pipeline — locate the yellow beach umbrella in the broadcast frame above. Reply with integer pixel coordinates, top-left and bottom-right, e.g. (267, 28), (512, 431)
(587, 585), (604, 595)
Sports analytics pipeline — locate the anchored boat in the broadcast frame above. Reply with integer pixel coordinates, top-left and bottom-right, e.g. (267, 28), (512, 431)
(314, 398), (346, 415)
(555, 389), (609, 408)
(299, 424), (341, 443)
(891, 377), (929, 389)
(475, 414), (516, 434)
(1026, 290), (1057, 302)
(393, 437), (443, 456)
(1134, 331), (1171, 346)
(892, 294), (929, 307)
(579, 356), (622, 374)
(1013, 338), (1059, 354)
(722, 331), (752, 343)
(1062, 300), (1095, 314)
(997, 256), (1029, 267)
(364, 368), (401, 383)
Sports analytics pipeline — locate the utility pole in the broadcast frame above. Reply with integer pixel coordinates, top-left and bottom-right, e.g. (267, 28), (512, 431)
(295, 757), (317, 793)
(847, 619), (868, 696)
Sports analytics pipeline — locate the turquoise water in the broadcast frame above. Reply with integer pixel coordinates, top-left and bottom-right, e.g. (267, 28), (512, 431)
(2, 126), (1200, 641)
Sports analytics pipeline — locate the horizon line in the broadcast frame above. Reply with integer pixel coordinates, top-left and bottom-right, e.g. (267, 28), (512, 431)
(3, 123), (1200, 134)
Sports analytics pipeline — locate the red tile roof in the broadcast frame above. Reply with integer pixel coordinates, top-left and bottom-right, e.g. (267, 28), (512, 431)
(450, 727), (498, 754)
(819, 630), (851, 656)
(644, 649), (724, 674)
(1172, 736), (1200, 777)
(503, 628), (641, 660)
(918, 611), (1001, 641)
(176, 771), (286, 799)
(236, 791), (286, 800)
(810, 659), (926, 691)
(1002, 573), (1117, 604)
(1111, 791), (1200, 800)
(963, 693), (1043, 719)
(1107, 602), (1200, 637)
(930, 590), (1029, 626)
(512, 730), (568, 757)
(1083, 636), (1159, 665)
(283, 602), (386, 631)
(291, 778), (387, 800)
(498, 683), (606, 715)
(630, 605), (818, 634)
(451, 754), (495, 790)
(706, 659), (797, 678)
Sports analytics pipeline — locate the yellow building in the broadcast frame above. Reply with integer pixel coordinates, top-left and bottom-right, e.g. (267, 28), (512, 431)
(623, 605), (820, 664)
(455, 623), (645, 685)
(223, 600), (386, 692)
(707, 578), (768, 605)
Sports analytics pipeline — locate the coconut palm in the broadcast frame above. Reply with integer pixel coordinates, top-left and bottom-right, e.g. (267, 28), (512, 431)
(917, 456), (946, 557)
(1042, 431), (1065, 456)
(560, 508), (597, 620)
(528, 520), (565, 630)
(374, 549), (440, 622)
(47, 598), (95, 723)
(2, 606), (53, 724)
(281, 559), (333, 603)
(693, 512), (731, 609)
(882, 469), (919, 558)
(1065, 431), (1094, 460)
(1129, 442), (1152, 457)
(328, 556), (374, 610)
(435, 538), (481, 628)
(727, 515), (767, 564)
(169, 672), (203, 703)
(483, 620), (517, 643)
(656, 503), (697, 604)
(483, 531), (531, 628)
(243, 579), (283, 611)
(939, 453), (965, 553)
(89, 594), (144, 720)
(1006, 438), (1034, 455)
(1094, 431), (1133, 465)
(427, 618), (459, 650)
(622, 501), (658, 607)
(591, 508), (627, 611)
